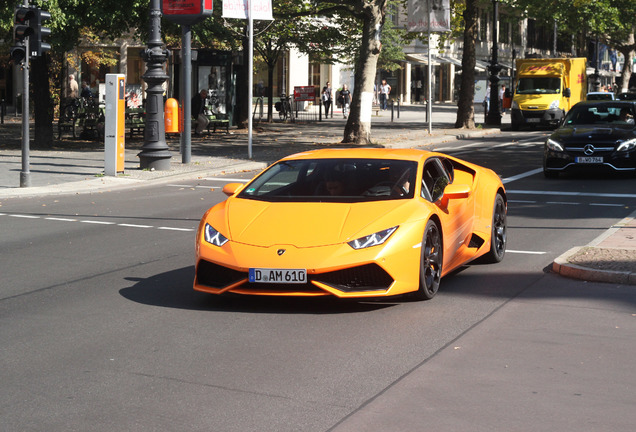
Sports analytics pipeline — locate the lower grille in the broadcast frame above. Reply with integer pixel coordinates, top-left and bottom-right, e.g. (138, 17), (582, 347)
(196, 260), (245, 289)
(314, 264), (394, 292)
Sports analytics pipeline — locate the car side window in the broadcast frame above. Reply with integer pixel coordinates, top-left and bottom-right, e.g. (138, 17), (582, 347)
(421, 159), (450, 202)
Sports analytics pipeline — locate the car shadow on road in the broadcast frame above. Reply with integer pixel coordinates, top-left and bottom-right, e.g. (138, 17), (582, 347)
(119, 266), (398, 314)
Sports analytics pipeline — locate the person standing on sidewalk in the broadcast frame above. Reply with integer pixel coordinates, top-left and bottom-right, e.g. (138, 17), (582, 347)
(339, 84), (351, 118)
(322, 82), (333, 118)
(379, 79), (391, 110)
(68, 74), (79, 99)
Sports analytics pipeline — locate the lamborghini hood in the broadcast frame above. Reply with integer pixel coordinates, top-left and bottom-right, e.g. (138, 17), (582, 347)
(221, 198), (415, 248)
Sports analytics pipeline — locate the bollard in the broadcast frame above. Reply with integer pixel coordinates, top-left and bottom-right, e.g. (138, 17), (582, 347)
(390, 99), (394, 122)
(397, 98), (400, 118)
(1, 99), (5, 124)
(164, 98), (179, 133)
(319, 99), (322, 122)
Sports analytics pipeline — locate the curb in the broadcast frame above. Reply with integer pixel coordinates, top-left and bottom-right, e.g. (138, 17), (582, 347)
(552, 247), (636, 285)
(552, 210), (636, 286)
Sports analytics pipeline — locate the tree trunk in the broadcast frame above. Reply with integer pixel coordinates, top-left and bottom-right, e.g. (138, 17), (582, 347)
(617, 32), (635, 92)
(342, 0), (387, 144)
(455, 0), (478, 129)
(32, 55), (54, 147)
(267, 61), (275, 122)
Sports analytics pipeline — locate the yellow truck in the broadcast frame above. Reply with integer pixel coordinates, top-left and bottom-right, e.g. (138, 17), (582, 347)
(511, 58), (587, 130)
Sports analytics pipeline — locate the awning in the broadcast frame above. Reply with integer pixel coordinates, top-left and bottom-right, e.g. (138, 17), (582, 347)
(435, 55), (463, 67)
(405, 54), (440, 66)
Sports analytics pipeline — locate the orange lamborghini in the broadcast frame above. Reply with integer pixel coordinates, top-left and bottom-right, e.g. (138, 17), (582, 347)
(194, 148), (506, 300)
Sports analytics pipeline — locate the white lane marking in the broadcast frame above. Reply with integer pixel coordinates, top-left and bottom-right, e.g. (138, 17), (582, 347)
(507, 189), (636, 199)
(203, 177), (249, 182)
(590, 203), (625, 207)
(167, 184), (195, 188)
(507, 249), (546, 255)
(502, 168), (543, 184)
(118, 223), (154, 228)
(2, 212), (193, 233)
(158, 227), (194, 232)
(9, 214), (40, 219)
(508, 200), (536, 204)
(547, 201), (579, 205)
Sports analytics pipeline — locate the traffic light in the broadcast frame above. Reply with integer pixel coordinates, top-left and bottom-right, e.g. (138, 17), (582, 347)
(10, 7), (36, 63)
(29, 8), (51, 57)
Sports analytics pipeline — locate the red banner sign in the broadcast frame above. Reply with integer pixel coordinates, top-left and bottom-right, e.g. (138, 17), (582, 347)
(294, 86), (316, 102)
(162, 0), (212, 25)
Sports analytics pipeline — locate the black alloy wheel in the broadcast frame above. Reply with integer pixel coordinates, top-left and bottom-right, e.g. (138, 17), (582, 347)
(482, 193), (507, 263)
(414, 220), (443, 300)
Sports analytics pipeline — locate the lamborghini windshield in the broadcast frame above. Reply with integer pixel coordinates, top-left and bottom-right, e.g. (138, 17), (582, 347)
(238, 158), (418, 202)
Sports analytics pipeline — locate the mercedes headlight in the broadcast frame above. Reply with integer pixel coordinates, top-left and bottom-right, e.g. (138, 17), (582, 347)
(549, 100), (560, 109)
(348, 227), (397, 250)
(511, 100), (519, 110)
(617, 138), (636, 152)
(546, 138), (564, 152)
(204, 224), (229, 247)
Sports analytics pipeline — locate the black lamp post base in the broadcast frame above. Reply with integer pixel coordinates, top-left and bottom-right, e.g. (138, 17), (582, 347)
(139, 150), (172, 171)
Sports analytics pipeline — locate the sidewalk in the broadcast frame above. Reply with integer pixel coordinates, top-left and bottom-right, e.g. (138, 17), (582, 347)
(1, 102), (634, 285)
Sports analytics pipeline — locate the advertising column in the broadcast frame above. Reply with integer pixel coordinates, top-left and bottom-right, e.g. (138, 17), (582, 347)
(105, 73), (126, 176)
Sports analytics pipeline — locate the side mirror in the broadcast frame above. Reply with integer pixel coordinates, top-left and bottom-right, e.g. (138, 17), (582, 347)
(443, 183), (471, 200)
(222, 183), (243, 196)
(564, 88), (571, 98)
(438, 183), (471, 208)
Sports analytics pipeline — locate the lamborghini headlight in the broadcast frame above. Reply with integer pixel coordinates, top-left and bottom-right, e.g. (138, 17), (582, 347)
(348, 227), (397, 250)
(616, 138), (636, 152)
(546, 138), (564, 152)
(204, 223), (229, 247)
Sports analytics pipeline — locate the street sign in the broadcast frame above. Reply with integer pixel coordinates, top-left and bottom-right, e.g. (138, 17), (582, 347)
(162, 0), (213, 25)
(222, 0), (273, 20)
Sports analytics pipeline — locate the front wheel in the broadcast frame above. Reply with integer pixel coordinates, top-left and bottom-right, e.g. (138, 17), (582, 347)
(413, 220), (443, 300)
(481, 193), (507, 263)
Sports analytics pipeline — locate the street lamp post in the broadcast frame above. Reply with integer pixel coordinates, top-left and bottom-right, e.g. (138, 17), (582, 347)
(486, 0), (502, 126)
(138, 0), (171, 170)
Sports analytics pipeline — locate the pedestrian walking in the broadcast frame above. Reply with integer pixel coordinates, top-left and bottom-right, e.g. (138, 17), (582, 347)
(379, 79), (391, 110)
(339, 84), (351, 118)
(322, 82), (333, 118)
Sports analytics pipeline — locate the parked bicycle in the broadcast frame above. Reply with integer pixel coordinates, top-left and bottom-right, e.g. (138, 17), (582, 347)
(275, 93), (294, 121)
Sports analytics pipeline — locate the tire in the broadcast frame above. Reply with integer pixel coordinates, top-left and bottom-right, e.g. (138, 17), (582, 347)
(413, 220), (443, 300)
(481, 193), (507, 263)
(543, 168), (559, 179)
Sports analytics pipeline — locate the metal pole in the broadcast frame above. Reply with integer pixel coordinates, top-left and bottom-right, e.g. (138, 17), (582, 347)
(20, 0), (30, 187)
(247, 0), (253, 159)
(138, 0), (171, 170)
(182, 25), (192, 163)
(486, 0), (502, 126)
(427, 0), (432, 134)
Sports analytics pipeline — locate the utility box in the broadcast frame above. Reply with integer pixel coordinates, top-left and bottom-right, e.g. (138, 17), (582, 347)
(104, 74), (126, 175)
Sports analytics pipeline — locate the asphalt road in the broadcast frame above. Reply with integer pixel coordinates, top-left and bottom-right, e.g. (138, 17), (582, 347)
(2, 131), (636, 431)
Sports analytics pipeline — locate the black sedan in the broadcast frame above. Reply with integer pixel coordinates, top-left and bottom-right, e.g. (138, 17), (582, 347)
(543, 101), (636, 178)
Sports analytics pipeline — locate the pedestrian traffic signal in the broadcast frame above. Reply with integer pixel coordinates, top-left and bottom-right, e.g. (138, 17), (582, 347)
(13, 7), (35, 42)
(10, 7), (36, 63)
(29, 8), (51, 57)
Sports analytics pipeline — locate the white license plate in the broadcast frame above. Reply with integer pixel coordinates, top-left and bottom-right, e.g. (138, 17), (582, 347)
(249, 268), (307, 284)
(575, 156), (603, 163)
(527, 118), (541, 123)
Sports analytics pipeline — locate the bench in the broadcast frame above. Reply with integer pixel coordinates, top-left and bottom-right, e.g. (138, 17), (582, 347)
(58, 99), (104, 140)
(125, 108), (145, 137)
(192, 108), (230, 134)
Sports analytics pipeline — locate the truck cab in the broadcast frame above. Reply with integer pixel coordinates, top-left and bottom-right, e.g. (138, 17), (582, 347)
(511, 58), (587, 130)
